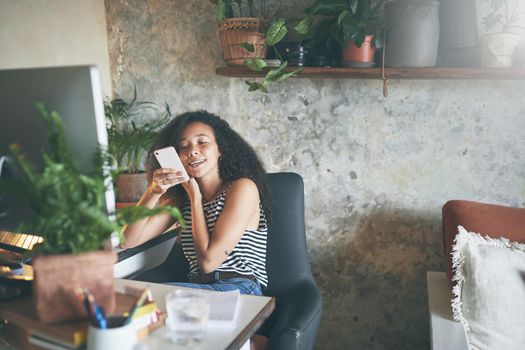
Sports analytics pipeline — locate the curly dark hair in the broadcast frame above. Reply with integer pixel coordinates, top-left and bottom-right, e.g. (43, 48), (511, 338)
(145, 110), (271, 220)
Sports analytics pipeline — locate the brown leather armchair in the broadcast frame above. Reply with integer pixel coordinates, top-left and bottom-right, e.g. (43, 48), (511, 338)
(442, 199), (525, 281)
(427, 200), (525, 350)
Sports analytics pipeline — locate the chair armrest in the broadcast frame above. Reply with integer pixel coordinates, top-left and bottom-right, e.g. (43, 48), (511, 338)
(268, 278), (323, 350)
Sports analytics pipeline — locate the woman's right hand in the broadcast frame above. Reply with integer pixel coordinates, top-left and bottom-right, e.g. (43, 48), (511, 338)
(151, 168), (188, 195)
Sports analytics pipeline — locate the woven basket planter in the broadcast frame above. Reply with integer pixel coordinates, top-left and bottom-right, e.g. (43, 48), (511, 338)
(217, 17), (267, 66)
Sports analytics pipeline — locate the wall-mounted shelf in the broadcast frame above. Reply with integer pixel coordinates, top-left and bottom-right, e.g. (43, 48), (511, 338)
(216, 66), (525, 80)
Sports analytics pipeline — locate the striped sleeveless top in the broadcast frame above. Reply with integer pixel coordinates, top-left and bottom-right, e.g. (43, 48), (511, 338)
(180, 189), (268, 288)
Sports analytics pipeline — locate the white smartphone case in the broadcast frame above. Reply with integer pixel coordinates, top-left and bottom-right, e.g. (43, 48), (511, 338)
(154, 146), (190, 181)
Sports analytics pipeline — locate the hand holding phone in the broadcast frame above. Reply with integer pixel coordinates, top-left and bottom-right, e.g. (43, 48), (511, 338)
(154, 146), (190, 182)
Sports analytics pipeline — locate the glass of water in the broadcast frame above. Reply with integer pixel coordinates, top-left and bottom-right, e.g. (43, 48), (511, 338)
(165, 289), (211, 345)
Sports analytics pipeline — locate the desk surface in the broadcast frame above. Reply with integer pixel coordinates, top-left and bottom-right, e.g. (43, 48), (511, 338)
(115, 279), (275, 350)
(0, 279), (274, 350)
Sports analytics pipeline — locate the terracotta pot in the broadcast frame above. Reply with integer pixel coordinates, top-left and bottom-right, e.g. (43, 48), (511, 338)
(32, 250), (117, 324)
(217, 17), (267, 66)
(342, 35), (376, 65)
(115, 172), (148, 203)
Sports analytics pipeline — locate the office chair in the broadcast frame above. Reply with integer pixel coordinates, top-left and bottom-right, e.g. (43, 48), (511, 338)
(131, 172), (323, 350)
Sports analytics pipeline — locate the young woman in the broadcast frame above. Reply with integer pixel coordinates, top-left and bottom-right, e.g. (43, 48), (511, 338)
(122, 110), (271, 298)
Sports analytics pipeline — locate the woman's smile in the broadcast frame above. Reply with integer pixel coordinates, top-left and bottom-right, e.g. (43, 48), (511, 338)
(178, 122), (221, 179)
(188, 158), (206, 168)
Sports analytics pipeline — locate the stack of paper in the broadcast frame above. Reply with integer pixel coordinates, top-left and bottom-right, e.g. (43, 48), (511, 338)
(207, 289), (241, 328)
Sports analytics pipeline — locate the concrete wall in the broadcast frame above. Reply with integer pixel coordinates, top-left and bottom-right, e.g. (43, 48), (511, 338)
(105, 1), (525, 349)
(0, 0), (112, 95)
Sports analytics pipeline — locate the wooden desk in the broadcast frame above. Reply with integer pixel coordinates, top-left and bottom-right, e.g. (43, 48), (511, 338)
(115, 279), (275, 350)
(0, 279), (275, 350)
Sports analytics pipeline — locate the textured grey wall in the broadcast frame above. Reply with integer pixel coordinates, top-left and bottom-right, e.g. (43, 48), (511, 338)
(0, 0), (112, 94)
(105, 1), (525, 349)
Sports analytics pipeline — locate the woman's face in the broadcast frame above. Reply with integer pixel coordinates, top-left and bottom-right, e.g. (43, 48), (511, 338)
(177, 122), (221, 179)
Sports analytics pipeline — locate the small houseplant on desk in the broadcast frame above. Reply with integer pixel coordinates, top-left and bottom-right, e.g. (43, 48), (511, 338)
(6, 102), (182, 324)
(105, 90), (170, 206)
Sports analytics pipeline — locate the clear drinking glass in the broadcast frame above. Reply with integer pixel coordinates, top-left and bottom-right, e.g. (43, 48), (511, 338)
(165, 289), (211, 345)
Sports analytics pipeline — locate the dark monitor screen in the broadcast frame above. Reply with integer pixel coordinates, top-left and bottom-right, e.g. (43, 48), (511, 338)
(0, 65), (115, 232)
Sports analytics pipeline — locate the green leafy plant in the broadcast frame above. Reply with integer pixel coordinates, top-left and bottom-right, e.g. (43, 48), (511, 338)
(244, 18), (303, 93)
(216, 0), (269, 20)
(215, 0), (303, 92)
(296, 0), (385, 56)
(105, 90), (171, 173)
(482, 0), (525, 33)
(5, 102), (182, 255)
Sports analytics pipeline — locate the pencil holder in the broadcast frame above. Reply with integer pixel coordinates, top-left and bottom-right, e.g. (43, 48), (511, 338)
(87, 315), (138, 350)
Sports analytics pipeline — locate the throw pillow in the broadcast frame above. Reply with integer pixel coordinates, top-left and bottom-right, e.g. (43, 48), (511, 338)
(451, 226), (525, 350)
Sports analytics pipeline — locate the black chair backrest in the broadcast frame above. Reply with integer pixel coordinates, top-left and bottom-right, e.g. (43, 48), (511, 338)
(265, 172), (314, 296)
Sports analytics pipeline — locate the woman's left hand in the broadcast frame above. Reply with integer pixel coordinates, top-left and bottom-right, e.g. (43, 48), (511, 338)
(181, 177), (202, 202)
(151, 168), (188, 195)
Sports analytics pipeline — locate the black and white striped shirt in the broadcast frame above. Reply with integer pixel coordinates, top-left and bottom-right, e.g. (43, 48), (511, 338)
(180, 189), (268, 288)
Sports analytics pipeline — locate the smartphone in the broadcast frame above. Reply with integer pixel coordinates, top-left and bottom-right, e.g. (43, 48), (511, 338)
(154, 146), (190, 182)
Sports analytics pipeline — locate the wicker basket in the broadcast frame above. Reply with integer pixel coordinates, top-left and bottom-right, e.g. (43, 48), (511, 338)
(217, 17), (267, 66)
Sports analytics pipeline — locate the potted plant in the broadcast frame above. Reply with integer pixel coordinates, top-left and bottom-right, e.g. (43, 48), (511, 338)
(105, 90), (170, 204)
(296, 0), (385, 67)
(6, 102), (182, 324)
(384, 0), (440, 68)
(480, 0), (525, 67)
(215, 0), (269, 65)
(214, 0), (302, 92)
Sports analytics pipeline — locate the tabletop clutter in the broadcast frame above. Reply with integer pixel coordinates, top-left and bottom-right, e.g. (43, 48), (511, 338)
(76, 285), (164, 350)
(0, 282), (243, 349)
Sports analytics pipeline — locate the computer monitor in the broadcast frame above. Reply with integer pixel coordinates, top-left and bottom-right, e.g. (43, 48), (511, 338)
(0, 65), (116, 232)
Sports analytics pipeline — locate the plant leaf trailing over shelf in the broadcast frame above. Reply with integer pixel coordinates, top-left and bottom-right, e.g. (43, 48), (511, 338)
(243, 18), (303, 93)
(266, 18), (287, 46)
(3, 102), (183, 255)
(214, 1), (303, 92)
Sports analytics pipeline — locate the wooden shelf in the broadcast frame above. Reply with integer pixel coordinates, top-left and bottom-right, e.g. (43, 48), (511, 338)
(216, 66), (525, 80)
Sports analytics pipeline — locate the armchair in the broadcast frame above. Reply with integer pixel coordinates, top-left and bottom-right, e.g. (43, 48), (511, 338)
(131, 172), (323, 350)
(428, 200), (525, 350)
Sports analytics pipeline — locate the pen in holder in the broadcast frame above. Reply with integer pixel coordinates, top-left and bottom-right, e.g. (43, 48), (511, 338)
(87, 315), (138, 350)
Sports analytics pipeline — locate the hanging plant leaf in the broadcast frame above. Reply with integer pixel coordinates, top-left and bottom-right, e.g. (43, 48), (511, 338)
(244, 58), (267, 71)
(353, 30), (366, 48)
(338, 10), (352, 26)
(275, 68), (303, 82)
(264, 61), (288, 82)
(295, 16), (314, 35)
(240, 42), (255, 52)
(245, 80), (269, 93)
(266, 18), (287, 47)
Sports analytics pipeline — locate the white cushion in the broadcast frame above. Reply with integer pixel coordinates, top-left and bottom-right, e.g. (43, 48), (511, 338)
(451, 226), (525, 350)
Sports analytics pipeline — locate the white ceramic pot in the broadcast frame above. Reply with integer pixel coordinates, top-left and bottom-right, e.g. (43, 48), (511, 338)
(480, 33), (522, 68)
